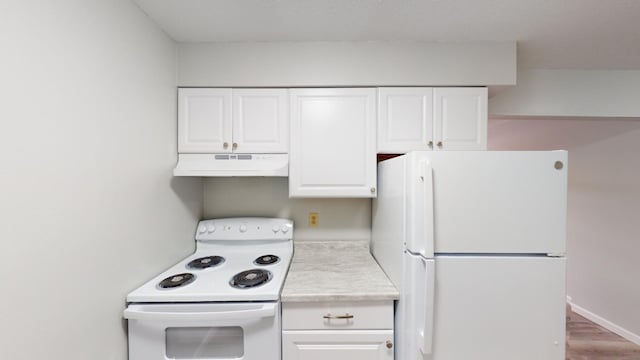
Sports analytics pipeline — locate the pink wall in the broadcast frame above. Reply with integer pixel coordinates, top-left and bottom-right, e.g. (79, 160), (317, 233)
(489, 118), (640, 343)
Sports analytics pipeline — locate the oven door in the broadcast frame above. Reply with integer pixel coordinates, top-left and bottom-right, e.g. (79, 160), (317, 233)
(124, 302), (280, 360)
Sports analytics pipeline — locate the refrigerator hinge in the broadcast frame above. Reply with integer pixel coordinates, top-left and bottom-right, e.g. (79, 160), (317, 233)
(547, 252), (565, 257)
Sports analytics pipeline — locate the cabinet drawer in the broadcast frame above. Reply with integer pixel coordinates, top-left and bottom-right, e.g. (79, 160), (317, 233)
(282, 301), (393, 330)
(283, 330), (394, 360)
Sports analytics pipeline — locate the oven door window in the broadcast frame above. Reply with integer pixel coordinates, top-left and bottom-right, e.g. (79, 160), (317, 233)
(166, 327), (244, 359)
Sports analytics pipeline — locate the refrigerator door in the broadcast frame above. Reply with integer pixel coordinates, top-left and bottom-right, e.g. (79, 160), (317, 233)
(399, 253), (435, 360)
(410, 255), (566, 360)
(406, 151), (567, 255)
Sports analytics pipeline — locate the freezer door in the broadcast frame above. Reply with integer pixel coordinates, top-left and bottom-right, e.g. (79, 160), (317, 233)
(407, 151), (567, 255)
(406, 157), (435, 257)
(424, 256), (566, 360)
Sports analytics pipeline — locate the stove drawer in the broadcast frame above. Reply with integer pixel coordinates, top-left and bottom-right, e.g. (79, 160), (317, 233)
(125, 302), (281, 360)
(282, 301), (393, 330)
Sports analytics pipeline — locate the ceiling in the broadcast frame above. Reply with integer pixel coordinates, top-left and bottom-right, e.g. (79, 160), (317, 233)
(133, 0), (640, 70)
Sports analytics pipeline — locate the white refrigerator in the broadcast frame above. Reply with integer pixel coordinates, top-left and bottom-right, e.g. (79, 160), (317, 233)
(372, 151), (567, 360)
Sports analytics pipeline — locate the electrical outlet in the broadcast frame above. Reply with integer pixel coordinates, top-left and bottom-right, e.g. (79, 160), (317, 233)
(309, 212), (319, 227)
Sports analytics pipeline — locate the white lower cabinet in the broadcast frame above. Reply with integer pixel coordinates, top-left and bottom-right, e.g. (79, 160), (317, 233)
(283, 330), (394, 360)
(282, 301), (394, 360)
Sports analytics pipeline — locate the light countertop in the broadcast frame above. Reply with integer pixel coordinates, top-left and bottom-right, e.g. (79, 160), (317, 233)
(280, 240), (399, 302)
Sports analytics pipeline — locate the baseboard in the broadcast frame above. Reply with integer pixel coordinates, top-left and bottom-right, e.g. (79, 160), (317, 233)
(568, 300), (640, 346)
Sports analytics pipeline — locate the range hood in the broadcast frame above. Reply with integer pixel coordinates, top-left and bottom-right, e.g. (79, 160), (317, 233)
(173, 154), (288, 177)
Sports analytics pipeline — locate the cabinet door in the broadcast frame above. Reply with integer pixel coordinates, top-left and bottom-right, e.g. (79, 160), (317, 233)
(289, 88), (376, 198)
(178, 88), (232, 153)
(232, 89), (288, 153)
(433, 87), (487, 151)
(283, 330), (394, 360)
(378, 87), (433, 153)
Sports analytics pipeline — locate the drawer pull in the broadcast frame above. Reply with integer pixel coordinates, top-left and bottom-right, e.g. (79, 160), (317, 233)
(323, 313), (354, 320)
(386, 340), (393, 349)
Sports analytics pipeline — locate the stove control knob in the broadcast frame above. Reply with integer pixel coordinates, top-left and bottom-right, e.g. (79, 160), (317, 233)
(272, 225), (280, 233)
(281, 225), (290, 233)
(198, 225), (207, 234)
(207, 225), (216, 233)
(239, 224), (248, 233)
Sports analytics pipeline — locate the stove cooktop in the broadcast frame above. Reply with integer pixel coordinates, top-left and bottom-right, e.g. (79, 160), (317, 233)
(230, 268), (272, 289)
(126, 218), (293, 303)
(187, 255), (225, 269)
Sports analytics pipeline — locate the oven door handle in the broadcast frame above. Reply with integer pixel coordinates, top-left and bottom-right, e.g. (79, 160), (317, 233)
(123, 303), (276, 322)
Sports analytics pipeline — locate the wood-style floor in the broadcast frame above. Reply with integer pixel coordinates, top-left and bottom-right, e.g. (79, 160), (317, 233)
(566, 306), (640, 359)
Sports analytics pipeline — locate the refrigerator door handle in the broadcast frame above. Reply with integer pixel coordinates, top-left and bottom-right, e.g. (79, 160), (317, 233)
(420, 258), (436, 355)
(420, 160), (435, 257)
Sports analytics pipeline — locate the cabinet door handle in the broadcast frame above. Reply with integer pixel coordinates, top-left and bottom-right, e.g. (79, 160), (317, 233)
(386, 340), (393, 349)
(223, 142), (229, 149)
(428, 140), (433, 148)
(323, 313), (354, 319)
(232, 142), (238, 150)
(436, 141), (443, 148)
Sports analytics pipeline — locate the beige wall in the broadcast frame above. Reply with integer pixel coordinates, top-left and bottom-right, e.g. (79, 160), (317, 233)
(203, 178), (371, 242)
(178, 41), (516, 87)
(489, 118), (640, 342)
(0, 1), (201, 359)
(489, 69), (640, 118)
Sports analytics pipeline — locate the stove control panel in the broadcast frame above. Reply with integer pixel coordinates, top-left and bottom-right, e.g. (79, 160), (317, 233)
(195, 217), (294, 241)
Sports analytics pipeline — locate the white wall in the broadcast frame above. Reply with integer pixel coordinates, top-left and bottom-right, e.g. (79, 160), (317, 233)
(0, 1), (202, 359)
(489, 118), (640, 342)
(489, 69), (640, 118)
(178, 41), (516, 87)
(203, 178), (371, 241)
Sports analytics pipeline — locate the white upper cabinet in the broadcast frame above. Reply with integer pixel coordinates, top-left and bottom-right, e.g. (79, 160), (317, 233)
(378, 87), (434, 153)
(232, 89), (288, 153)
(289, 88), (377, 198)
(377, 87), (487, 153)
(433, 87), (487, 151)
(178, 88), (288, 153)
(178, 88), (232, 153)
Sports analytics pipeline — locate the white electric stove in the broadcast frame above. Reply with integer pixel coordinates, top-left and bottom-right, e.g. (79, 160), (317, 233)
(124, 217), (293, 360)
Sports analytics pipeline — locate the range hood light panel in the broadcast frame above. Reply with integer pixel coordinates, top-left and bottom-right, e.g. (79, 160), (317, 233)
(173, 153), (289, 177)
